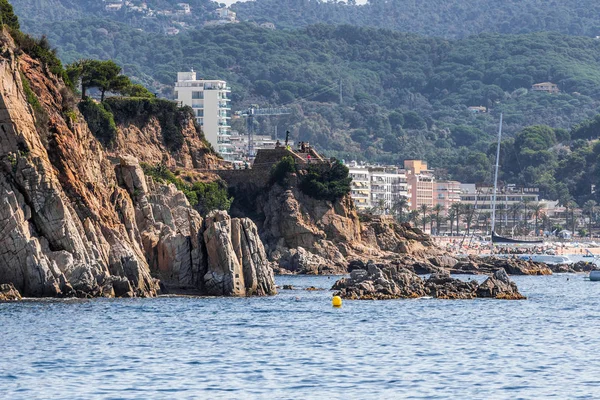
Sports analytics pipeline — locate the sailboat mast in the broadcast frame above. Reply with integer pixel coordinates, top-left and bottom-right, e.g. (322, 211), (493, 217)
(491, 113), (503, 234)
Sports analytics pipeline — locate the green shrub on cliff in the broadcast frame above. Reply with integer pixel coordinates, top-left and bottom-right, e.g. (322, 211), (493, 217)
(141, 163), (232, 215)
(0, 0), (19, 30)
(298, 161), (351, 202)
(192, 181), (233, 216)
(20, 71), (42, 114)
(78, 97), (117, 145)
(270, 155), (297, 185)
(104, 97), (188, 151)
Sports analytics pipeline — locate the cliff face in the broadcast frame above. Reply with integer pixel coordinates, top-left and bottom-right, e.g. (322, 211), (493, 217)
(225, 170), (439, 274)
(110, 112), (224, 170)
(0, 31), (274, 298)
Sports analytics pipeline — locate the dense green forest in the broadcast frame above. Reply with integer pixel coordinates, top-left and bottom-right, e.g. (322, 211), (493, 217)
(10, 0), (219, 32)
(13, 0), (600, 38)
(9, 0), (600, 205)
(231, 0), (600, 39)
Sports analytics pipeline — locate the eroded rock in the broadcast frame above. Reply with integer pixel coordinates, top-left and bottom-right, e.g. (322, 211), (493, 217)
(332, 262), (525, 300)
(0, 283), (21, 301)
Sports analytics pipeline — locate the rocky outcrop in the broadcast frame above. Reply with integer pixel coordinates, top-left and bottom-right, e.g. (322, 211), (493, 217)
(227, 173), (443, 274)
(0, 30), (274, 298)
(549, 260), (599, 273)
(203, 211), (275, 296)
(451, 256), (552, 275)
(0, 283), (21, 301)
(332, 262), (525, 300)
(117, 157), (275, 296)
(0, 35), (158, 298)
(110, 111), (224, 170)
(476, 269), (525, 300)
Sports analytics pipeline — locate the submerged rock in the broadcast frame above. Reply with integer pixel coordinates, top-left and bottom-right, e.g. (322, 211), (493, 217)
(332, 262), (525, 300)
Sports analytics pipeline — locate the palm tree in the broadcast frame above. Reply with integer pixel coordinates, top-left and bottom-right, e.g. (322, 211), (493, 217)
(392, 196), (409, 222)
(450, 203), (462, 235)
(448, 209), (456, 235)
(481, 211), (491, 235)
(568, 200), (578, 234)
(419, 204), (429, 231)
(407, 210), (420, 225)
(421, 215), (432, 233)
(433, 204), (444, 235)
(376, 198), (387, 215)
(583, 200), (597, 238)
(462, 204), (476, 234)
(429, 212), (436, 234)
(509, 203), (522, 234)
(531, 202), (544, 236)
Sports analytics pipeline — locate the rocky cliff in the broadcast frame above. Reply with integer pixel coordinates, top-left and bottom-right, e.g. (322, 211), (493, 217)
(226, 168), (443, 274)
(108, 102), (224, 171)
(0, 29), (274, 298)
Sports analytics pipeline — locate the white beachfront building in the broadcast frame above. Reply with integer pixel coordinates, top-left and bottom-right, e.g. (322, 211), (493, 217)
(346, 162), (409, 212)
(174, 71), (232, 158)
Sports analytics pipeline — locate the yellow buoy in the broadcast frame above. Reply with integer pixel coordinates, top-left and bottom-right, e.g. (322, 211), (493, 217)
(332, 295), (342, 307)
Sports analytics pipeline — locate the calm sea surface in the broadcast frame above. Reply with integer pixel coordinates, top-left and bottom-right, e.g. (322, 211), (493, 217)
(2, 272), (600, 399)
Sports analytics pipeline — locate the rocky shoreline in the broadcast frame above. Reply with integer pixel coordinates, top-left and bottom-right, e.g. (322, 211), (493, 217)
(332, 262), (525, 300)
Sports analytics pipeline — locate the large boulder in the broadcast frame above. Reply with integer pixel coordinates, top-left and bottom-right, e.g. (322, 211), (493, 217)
(476, 269), (526, 300)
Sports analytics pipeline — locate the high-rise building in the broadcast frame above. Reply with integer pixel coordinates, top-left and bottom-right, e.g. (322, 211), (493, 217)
(346, 162), (408, 212)
(404, 160), (435, 210)
(174, 71), (232, 158)
(434, 180), (462, 211)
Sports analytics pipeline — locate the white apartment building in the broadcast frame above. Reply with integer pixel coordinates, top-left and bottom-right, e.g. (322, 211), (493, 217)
(346, 162), (408, 212)
(459, 184), (540, 212)
(175, 71), (231, 157)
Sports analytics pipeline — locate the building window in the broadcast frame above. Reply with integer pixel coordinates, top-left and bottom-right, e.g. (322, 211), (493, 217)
(192, 91), (203, 99)
(196, 109), (204, 117)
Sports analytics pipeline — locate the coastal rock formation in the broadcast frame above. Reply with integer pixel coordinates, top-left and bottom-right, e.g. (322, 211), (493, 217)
(332, 262), (525, 300)
(111, 115), (223, 170)
(117, 156), (276, 296)
(549, 260), (599, 273)
(452, 256), (552, 275)
(0, 283), (21, 301)
(225, 172), (443, 274)
(0, 30), (274, 299)
(0, 37), (158, 299)
(476, 269), (525, 300)
(259, 182), (361, 273)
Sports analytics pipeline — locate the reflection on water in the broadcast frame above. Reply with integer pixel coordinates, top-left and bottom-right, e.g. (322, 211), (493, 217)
(2, 274), (600, 399)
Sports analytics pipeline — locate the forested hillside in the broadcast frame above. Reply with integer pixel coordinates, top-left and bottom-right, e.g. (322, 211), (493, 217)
(230, 0), (600, 38)
(10, 0), (219, 32)
(231, 0), (600, 38)
(13, 0), (600, 39)
(10, 0), (600, 205)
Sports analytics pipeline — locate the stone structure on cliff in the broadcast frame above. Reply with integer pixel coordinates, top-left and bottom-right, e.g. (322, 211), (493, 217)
(0, 30), (275, 298)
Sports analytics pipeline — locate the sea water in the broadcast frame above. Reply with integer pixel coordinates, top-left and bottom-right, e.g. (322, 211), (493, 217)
(2, 274), (600, 399)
